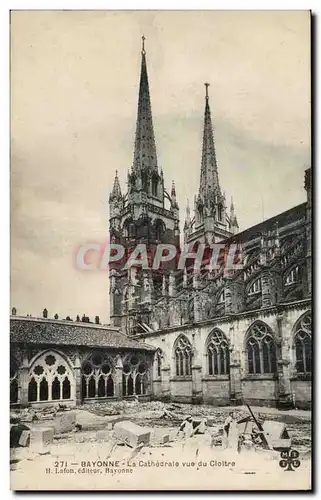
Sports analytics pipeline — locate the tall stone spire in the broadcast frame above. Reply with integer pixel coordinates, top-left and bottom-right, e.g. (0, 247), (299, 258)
(199, 83), (220, 198)
(132, 36), (158, 172)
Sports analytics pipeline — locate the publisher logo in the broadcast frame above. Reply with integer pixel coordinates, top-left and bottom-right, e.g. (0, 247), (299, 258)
(279, 450), (301, 472)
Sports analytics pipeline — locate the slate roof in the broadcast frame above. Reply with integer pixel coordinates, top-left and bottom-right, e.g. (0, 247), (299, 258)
(226, 203), (306, 244)
(10, 317), (155, 351)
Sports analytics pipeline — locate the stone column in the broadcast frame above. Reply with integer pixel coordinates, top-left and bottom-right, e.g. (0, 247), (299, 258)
(228, 326), (242, 404)
(160, 366), (171, 402)
(191, 331), (203, 404)
(74, 351), (82, 406)
(275, 312), (293, 409)
(224, 276), (244, 315)
(114, 354), (123, 400)
(19, 349), (29, 406)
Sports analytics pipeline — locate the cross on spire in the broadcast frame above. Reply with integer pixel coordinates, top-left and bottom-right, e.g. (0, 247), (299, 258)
(205, 82), (210, 99)
(142, 35), (146, 54)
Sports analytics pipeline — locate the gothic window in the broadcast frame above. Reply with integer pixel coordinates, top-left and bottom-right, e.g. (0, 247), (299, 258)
(10, 356), (19, 404)
(245, 322), (277, 375)
(142, 172), (148, 192)
(174, 335), (192, 377)
(28, 351), (73, 403)
(248, 278), (262, 296)
(294, 312), (311, 374)
(122, 354), (149, 397)
(207, 329), (230, 375)
(217, 289), (225, 304)
(217, 204), (223, 221)
(123, 219), (135, 239)
(152, 175), (158, 196)
(154, 349), (162, 378)
(155, 220), (164, 242)
(81, 352), (114, 399)
(285, 265), (301, 286)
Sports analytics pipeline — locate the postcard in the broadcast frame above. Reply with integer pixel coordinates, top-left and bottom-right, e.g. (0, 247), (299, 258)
(10, 10), (311, 491)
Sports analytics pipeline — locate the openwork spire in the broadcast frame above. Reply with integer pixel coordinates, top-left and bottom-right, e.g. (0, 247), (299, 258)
(199, 83), (220, 198)
(132, 36), (158, 172)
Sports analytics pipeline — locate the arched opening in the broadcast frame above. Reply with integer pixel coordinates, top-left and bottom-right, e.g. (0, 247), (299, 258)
(10, 379), (18, 404)
(154, 349), (162, 379)
(62, 377), (70, 400)
(52, 377), (60, 400)
(28, 350), (73, 403)
(293, 312), (311, 374)
(40, 378), (49, 401)
(217, 204), (223, 221)
(98, 376), (105, 397)
(10, 356), (19, 404)
(206, 329), (230, 375)
(81, 376), (86, 399)
(174, 335), (192, 377)
(122, 354), (149, 397)
(152, 175), (158, 197)
(28, 377), (37, 402)
(245, 322), (276, 374)
(88, 377), (96, 398)
(107, 376), (114, 397)
(127, 374), (134, 396)
(81, 353), (115, 399)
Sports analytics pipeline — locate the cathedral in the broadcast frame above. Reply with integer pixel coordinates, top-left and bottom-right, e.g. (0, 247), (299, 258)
(10, 39), (311, 410)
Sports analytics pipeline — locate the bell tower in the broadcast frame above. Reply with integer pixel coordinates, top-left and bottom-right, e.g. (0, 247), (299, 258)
(109, 37), (180, 335)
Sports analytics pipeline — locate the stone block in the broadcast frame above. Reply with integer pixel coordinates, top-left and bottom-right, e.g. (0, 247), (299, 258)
(19, 430), (30, 447)
(162, 434), (170, 444)
(30, 427), (54, 454)
(96, 430), (111, 441)
(106, 416), (131, 428)
(113, 421), (151, 448)
(54, 411), (76, 434)
(10, 424), (30, 448)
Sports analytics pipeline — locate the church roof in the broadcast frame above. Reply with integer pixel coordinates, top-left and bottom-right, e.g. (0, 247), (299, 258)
(10, 317), (156, 351)
(226, 202), (307, 244)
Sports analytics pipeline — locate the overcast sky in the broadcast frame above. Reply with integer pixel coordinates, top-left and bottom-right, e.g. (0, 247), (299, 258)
(11, 10), (310, 324)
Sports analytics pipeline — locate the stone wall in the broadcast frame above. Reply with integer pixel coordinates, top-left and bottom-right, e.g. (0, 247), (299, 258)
(143, 300), (312, 408)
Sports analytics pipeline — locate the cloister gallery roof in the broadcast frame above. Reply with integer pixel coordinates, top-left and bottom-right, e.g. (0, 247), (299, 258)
(10, 317), (156, 351)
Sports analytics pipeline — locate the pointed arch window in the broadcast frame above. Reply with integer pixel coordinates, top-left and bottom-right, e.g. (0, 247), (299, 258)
(10, 356), (19, 404)
(246, 323), (277, 375)
(294, 313), (311, 374)
(152, 175), (158, 197)
(81, 352), (115, 399)
(174, 335), (192, 377)
(285, 265), (301, 286)
(217, 204), (223, 221)
(28, 351), (73, 402)
(217, 289), (225, 304)
(154, 349), (162, 379)
(248, 278), (262, 296)
(122, 354), (149, 397)
(207, 329), (230, 375)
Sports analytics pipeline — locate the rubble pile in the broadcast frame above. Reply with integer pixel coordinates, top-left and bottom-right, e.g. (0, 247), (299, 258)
(10, 402), (312, 474)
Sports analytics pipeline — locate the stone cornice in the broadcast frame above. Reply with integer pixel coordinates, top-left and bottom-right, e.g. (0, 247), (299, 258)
(137, 298), (311, 338)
